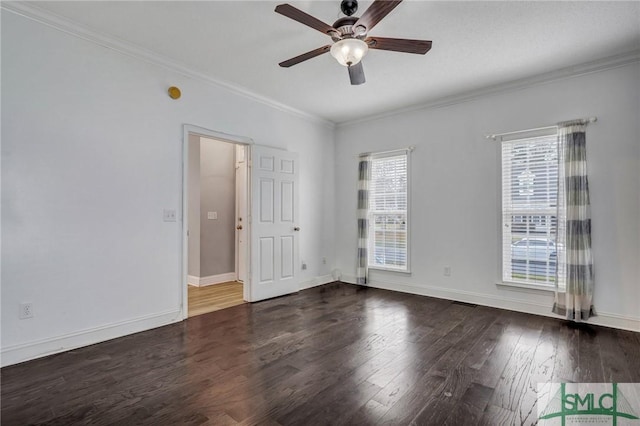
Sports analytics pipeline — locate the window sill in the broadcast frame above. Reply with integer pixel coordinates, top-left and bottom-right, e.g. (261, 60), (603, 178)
(496, 281), (556, 292)
(369, 266), (411, 274)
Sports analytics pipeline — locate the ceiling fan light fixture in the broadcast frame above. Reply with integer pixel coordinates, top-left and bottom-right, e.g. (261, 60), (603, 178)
(330, 38), (368, 67)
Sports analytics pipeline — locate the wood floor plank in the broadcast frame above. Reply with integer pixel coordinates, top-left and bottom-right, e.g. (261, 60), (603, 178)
(375, 373), (447, 425)
(615, 329), (640, 382)
(479, 404), (517, 426)
(472, 319), (526, 389)
(278, 379), (382, 425)
(2, 281), (638, 426)
(188, 281), (245, 317)
(346, 398), (389, 425)
(404, 314), (503, 425)
(598, 327), (633, 382)
(464, 314), (510, 370)
(577, 324), (605, 382)
(443, 383), (494, 426)
(512, 320), (560, 426)
(552, 320), (581, 382)
(487, 316), (543, 411)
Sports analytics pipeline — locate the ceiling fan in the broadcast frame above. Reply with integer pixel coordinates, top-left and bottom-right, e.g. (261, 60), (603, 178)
(275, 0), (432, 85)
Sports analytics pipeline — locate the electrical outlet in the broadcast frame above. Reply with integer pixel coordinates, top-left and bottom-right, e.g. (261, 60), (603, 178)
(19, 303), (33, 319)
(301, 261), (307, 270)
(163, 209), (176, 222)
(207, 211), (218, 220)
(444, 266), (451, 277)
(322, 257), (327, 265)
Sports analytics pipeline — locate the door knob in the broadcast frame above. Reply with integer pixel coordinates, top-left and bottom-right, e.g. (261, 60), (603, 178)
(294, 227), (300, 231)
(236, 225), (243, 230)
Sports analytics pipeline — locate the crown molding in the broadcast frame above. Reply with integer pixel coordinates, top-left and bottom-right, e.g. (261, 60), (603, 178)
(1, 2), (336, 129)
(337, 49), (640, 128)
(4, 2), (638, 131)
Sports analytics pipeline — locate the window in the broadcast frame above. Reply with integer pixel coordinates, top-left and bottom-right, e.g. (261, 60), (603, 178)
(501, 133), (562, 286)
(368, 152), (409, 271)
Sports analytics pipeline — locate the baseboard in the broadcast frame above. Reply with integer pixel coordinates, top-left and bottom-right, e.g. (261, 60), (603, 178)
(299, 274), (334, 291)
(342, 274), (357, 285)
(188, 272), (236, 287)
(341, 275), (639, 332)
(1, 309), (182, 367)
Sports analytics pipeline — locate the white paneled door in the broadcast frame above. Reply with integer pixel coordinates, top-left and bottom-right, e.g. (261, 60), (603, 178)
(249, 145), (299, 301)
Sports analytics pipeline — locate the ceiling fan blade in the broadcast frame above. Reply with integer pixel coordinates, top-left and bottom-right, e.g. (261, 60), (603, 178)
(348, 62), (366, 85)
(354, 0), (403, 34)
(365, 37), (432, 54)
(279, 45), (332, 68)
(275, 4), (339, 37)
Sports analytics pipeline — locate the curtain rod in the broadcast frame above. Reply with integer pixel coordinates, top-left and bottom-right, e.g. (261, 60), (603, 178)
(485, 116), (597, 141)
(359, 146), (415, 157)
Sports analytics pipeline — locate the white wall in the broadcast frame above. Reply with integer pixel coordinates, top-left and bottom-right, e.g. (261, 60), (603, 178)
(1, 11), (335, 365)
(335, 62), (640, 331)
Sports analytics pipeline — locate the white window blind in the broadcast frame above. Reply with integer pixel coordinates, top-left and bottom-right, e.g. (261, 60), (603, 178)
(501, 134), (561, 286)
(368, 153), (409, 271)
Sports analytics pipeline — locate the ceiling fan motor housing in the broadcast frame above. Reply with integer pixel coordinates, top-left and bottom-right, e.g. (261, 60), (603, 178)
(331, 16), (363, 41)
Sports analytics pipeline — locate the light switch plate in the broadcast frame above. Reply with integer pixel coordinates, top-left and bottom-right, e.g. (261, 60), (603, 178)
(207, 212), (218, 220)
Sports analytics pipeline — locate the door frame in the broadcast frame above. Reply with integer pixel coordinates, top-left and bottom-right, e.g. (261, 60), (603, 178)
(181, 124), (253, 320)
(234, 145), (248, 283)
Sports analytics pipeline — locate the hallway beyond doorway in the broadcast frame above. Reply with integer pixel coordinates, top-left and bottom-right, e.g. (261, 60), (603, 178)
(188, 282), (244, 317)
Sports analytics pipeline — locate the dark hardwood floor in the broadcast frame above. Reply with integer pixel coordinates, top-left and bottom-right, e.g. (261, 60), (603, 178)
(2, 282), (639, 425)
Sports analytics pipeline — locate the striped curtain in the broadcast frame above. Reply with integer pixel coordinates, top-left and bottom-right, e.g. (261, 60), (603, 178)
(553, 123), (595, 321)
(357, 155), (371, 285)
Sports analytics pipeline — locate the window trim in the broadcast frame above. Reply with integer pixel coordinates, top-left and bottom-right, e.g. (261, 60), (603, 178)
(499, 130), (560, 288)
(367, 149), (411, 274)
(496, 280), (556, 292)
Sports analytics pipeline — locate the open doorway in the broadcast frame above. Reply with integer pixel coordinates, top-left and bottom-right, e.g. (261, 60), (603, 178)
(184, 131), (249, 318)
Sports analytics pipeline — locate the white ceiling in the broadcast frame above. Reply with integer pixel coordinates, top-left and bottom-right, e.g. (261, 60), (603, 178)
(26, 1), (640, 124)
